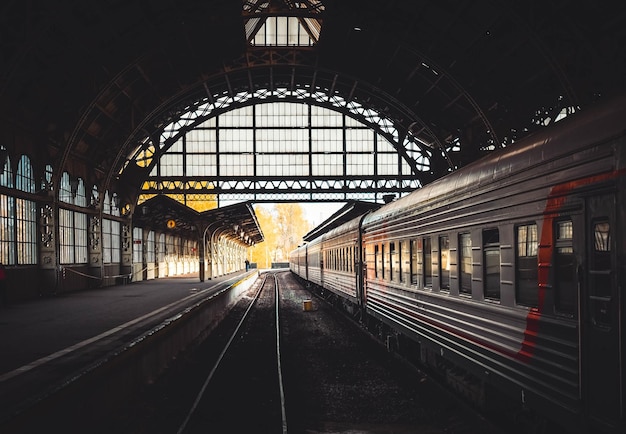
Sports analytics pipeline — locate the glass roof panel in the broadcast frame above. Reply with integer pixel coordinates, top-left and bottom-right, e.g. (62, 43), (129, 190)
(243, 0), (324, 46)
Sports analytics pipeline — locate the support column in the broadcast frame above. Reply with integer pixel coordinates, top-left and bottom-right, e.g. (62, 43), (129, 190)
(208, 228), (216, 280)
(88, 214), (102, 287)
(198, 230), (205, 282)
(39, 202), (57, 294)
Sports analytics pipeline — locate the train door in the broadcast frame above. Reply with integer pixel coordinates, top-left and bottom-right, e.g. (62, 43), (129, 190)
(582, 193), (622, 429)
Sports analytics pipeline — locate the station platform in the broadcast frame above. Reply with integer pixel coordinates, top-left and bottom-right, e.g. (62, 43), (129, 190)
(0, 270), (259, 430)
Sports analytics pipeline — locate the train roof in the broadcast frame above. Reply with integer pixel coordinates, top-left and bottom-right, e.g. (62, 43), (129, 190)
(363, 93), (626, 226)
(302, 200), (381, 242)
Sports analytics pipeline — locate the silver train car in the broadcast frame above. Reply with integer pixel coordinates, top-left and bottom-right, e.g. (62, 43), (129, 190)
(290, 94), (626, 433)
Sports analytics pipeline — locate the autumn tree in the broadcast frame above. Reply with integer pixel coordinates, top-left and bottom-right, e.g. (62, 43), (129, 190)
(274, 203), (310, 259)
(248, 203), (311, 268)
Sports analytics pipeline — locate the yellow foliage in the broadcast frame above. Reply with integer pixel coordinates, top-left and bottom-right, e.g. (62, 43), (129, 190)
(248, 203), (312, 268)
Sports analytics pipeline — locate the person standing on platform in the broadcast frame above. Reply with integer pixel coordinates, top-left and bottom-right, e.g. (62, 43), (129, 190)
(245, 259), (250, 271)
(0, 262), (7, 307)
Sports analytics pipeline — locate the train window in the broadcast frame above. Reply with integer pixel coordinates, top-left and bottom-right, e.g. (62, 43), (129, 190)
(351, 246), (354, 273)
(336, 248), (340, 271)
(459, 233), (472, 295)
(555, 220), (576, 314)
(348, 247), (352, 273)
(423, 237), (432, 288)
(516, 224), (538, 307)
(401, 240), (410, 284)
(397, 241), (402, 283)
(483, 229), (500, 301)
(374, 244), (379, 278)
(381, 243), (386, 280)
(439, 236), (450, 291)
(339, 249), (346, 271)
(410, 239), (418, 285)
(341, 248), (344, 271)
(589, 219), (612, 328)
(389, 242), (395, 281)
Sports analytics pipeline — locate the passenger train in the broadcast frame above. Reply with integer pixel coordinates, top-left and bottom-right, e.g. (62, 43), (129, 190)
(290, 94), (625, 433)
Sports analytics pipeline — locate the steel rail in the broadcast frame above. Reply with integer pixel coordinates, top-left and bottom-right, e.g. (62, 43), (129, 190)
(274, 273), (288, 433)
(175, 273), (269, 434)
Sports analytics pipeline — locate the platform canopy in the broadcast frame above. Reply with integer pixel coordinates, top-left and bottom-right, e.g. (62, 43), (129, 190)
(132, 195), (264, 246)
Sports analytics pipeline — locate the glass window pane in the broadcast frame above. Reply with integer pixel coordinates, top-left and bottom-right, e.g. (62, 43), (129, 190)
(459, 233), (472, 295)
(187, 129), (217, 153)
(389, 242), (396, 281)
(516, 224), (538, 306)
(410, 239), (418, 285)
(220, 106), (253, 127)
(219, 154), (254, 177)
(346, 153), (374, 176)
(160, 154), (183, 177)
(423, 237), (432, 288)
(221, 128), (253, 153)
(374, 244), (379, 278)
(16, 198), (37, 264)
(59, 209), (74, 264)
(0, 152), (13, 188)
(590, 220), (612, 294)
(133, 227), (143, 264)
(594, 222), (610, 252)
(439, 236), (450, 290)
(346, 129), (374, 152)
(0, 194), (16, 264)
(187, 154), (217, 177)
(483, 229), (500, 300)
(256, 102), (307, 127)
(312, 154), (342, 176)
(311, 105), (343, 127)
(377, 152), (397, 175)
(74, 212), (88, 264)
(16, 155), (35, 193)
(555, 220), (576, 314)
(312, 129), (342, 152)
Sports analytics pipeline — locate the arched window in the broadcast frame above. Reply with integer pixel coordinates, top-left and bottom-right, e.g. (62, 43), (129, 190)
(131, 99), (427, 208)
(16, 155), (35, 193)
(75, 178), (86, 207)
(0, 149), (13, 188)
(59, 172), (73, 204)
(58, 172), (88, 264)
(41, 164), (53, 192)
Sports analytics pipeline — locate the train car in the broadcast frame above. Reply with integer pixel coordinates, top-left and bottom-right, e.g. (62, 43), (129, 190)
(362, 95), (626, 433)
(289, 243), (306, 277)
(316, 215), (365, 306)
(289, 94), (626, 432)
(305, 235), (323, 288)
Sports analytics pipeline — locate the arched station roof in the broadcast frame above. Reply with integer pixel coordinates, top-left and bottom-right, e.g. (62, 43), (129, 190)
(1, 0), (625, 207)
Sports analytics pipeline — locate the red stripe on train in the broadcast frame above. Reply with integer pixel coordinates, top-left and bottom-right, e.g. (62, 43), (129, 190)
(516, 169), (624, 363)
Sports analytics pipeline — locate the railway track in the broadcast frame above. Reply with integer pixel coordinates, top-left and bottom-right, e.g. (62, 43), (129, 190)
(118, 271), (504, 433)
(176, 272), (288, 434)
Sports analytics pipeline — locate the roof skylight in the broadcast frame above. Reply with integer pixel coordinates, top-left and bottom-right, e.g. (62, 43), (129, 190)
(243, 0), (325, 47)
